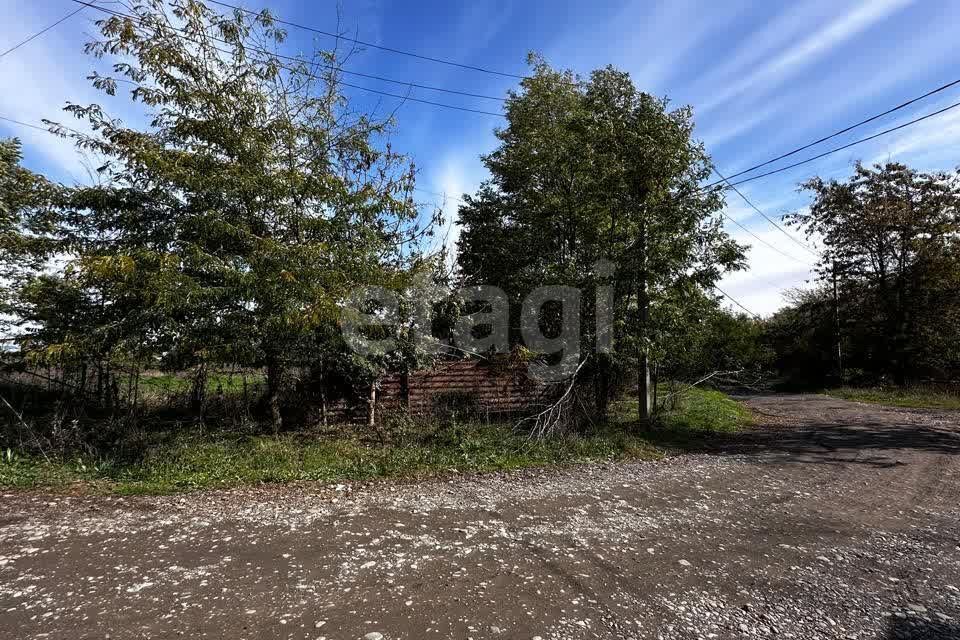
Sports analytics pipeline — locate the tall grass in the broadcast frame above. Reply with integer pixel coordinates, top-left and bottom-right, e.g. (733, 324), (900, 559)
(0, 387), (751, 494)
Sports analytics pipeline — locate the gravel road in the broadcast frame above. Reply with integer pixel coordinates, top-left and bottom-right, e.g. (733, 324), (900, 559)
(2, 394), (960, 639)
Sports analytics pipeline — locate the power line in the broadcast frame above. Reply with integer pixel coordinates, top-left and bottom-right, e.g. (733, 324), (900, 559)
(724, 99), (960, 189)
(414, 181), (771, 317)
(414, 187), (464, 204)
(713, 167), (818, 256)
(1, 113), (769, 325)
(703, 77), (960, 188)
(206, 0), (528, 81)
(416, 183), (813, 273)
(337, 82), (504, 117)
(419, 180), (813, 266)
(72, 0), (509, 110)
(0, 6), (87, 59)
(198, 5), (960, 193)
(0, 115), (52, 132)
(712, 284), (760, 319)
(720, 209), (811, 266)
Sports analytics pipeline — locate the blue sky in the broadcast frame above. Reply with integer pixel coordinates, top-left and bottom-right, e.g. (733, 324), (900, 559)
(2, 0), (959, 314)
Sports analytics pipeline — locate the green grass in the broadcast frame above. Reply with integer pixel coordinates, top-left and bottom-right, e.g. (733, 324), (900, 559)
(825, 386), (960, 410)
(0, 387), (751, 495)
(139, 371), (263, 395)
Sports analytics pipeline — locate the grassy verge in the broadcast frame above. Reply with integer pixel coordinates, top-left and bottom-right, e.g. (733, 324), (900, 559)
(825, 386), (960, 410)
(0, 387), (751, 495)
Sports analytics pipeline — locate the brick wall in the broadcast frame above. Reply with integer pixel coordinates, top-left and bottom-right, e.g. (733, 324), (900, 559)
(378, 358), (550, 417)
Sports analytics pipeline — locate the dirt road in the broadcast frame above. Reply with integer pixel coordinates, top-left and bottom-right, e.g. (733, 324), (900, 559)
(2, 394), (960, 639)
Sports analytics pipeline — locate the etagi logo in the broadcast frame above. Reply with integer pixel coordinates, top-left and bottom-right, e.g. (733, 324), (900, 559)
(341, 260), (616, 383)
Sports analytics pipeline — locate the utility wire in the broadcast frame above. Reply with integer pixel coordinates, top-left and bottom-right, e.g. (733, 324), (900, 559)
(0, 115), (53, 132)
(416, 183), (812, 271)
(713, 284), (760, 319)
(71, 6), (506, 118)
(724, 100), (960, 189)
(31, 4), (960, 274)
(72, 0), (509, 108)
(415, 187), (464, 204)
(720, 210), (811, 266)
(63, 3), (960, 177)
(0, 5), (87, 59)
(703, 77), (960, 188)
(713, 167), (818, 256)
(206, 0), (528, 81)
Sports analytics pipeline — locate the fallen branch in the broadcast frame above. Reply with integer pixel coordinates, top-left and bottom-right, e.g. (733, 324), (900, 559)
(0, 392), (50, 463)
(660, 369), (744, 401)
(516, 357), (590, 440)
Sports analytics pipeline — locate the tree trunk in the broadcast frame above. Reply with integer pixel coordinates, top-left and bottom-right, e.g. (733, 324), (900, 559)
(319, 373), (328, 429)
(595, 355), (610, 421)
(78, 361), (88, 400)
(832, 262), (844, 384)
(95, 362), (101, 404)
(190, 363), (207, 420)
(368, 383), (387, 445)
(400, 369), (410, 408)
(266, 356), (283, 434)
(651, 363), (659, 414)
(636, 220), (651, 427)
(637, 351), (651, 424)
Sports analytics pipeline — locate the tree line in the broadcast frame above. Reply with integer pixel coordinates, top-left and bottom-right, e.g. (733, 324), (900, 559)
(1, 0), (957, 451)
(773, 163), (960, 387)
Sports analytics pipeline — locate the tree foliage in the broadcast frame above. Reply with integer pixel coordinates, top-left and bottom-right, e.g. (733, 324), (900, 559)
(15, 0), (437, 428)
(788, 162), (960, 384)
(456, 56), (746, 419)
(0, 139), (62, 330)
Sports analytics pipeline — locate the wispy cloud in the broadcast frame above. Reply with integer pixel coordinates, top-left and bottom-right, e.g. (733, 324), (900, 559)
(626, 0), (747, 91)
(0, 6), (149, 182)
(423, 143), (495, 260)
(863, 97), (960, 169)
(720, 226), (817, 315)
(699, 97), (787, 150)
(690, 0), (834, 99)
(719, 266), (814, 316)
(697, 0), (915, 116)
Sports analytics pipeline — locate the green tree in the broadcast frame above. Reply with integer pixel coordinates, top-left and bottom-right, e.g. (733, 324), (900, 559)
(457, 56), (745, 423)
(792, 162), (960, 384)
(34, 0), (435, 429)
(0, 139), (62, 334)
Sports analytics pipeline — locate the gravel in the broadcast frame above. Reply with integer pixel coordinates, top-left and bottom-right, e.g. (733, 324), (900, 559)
(1, 394), (959, 639)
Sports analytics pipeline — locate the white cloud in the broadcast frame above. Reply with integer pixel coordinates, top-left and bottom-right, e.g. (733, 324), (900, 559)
(625, 0), (747, 91)
(721, 190), (799, 224)
(699, 97), (786, 150)
(0, 8), (92, 178)
(718, 267), (814, 317)
(719, 226), (818, 316)
(428, 160), (469, 257)
(692, 0), (835, 95)
(697, 0), (915, 116)
(719, 4), (960, 181)
(0, 5), (148, 182)
(420, 141), (494, 262)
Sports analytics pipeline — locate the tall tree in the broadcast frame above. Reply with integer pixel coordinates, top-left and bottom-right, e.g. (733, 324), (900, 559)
(793, 162), (960, 384)
(32, 0), (435, 428)
(457, 56), (745, 424)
